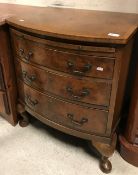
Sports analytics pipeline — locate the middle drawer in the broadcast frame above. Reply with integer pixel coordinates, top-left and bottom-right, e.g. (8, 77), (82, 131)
(16, 59), (112, 107)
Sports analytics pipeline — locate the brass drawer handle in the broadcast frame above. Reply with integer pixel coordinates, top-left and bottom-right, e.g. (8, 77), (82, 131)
(67, 113), (88, 126)
(67, 61), (92, 76)
(66, 87), (90, 100)
(25, 95), (38, 107)
(19, 48), (33, 62)
(25, 51), (33, 61)
(22, 71), (36, 83)
(19, 48), (24, 56)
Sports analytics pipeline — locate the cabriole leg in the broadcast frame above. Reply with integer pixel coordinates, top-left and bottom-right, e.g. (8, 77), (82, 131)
(88, 134), (117, 174)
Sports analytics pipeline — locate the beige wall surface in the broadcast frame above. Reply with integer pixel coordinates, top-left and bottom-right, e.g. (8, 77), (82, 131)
(0, 0), (138, 13)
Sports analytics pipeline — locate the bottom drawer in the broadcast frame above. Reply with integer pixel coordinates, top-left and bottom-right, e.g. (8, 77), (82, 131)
(18, 81), (108, 135)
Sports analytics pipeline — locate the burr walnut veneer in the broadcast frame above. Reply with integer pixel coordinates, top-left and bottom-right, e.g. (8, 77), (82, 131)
(0, 3), (138, 173)
(9, 28), (135, 173)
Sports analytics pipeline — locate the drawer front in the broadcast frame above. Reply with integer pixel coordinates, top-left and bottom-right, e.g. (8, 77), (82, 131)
(16, 60), (112, 106)
(11, 29), (115, 79)
(18, 81), (108, 135)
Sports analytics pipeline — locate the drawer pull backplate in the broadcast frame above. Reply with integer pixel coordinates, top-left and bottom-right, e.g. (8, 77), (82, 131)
(22, 71), (36, 83)
(25, 95), (38, 107)
(19, 48), (33, 62)
(66, 86), (90, 100)
(67, 113), (88, 126)
(67, 61), (92, 76)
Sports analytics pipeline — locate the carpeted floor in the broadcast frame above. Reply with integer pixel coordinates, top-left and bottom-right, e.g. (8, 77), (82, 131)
(0, 116), (138, 175)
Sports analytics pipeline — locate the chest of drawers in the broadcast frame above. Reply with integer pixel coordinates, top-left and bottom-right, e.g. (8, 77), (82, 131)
(9, 25), (135, 173)
(0, 5), (137, 173)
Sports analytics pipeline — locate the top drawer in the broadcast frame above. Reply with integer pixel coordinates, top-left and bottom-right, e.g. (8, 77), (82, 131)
(10, 29), (115, 79)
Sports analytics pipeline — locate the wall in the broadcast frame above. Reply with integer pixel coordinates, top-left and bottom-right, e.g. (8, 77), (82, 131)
(0, 0), (138, 13)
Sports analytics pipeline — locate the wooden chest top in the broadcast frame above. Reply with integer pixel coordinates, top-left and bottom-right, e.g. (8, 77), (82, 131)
(0, 4), (137, 44)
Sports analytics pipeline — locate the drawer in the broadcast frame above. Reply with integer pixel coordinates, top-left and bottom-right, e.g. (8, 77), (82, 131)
(11, 29), (115, 79)
(16, 60), (112, 107)
(18, 81), (108, 135)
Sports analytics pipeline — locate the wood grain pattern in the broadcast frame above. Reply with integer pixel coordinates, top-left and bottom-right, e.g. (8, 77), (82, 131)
(0, 3), (136, 43)
(0, 26), (17, 125)
(11, 29), (115, 79)
(119, 30), (138, 167)
(0, 91), (10, 114)
(125, 58), (138, 144)
(18, 80), (108, 135)
(0, 64), (5, 90)
(15, 59), (112, 107)
(10, 27), (135, 140)
(6, 5), (138, 44)
(25, 105), (111, 143)
(106, 39), (134, 135)
(119, 136), (138, 167)
(0, 3), (137, 171)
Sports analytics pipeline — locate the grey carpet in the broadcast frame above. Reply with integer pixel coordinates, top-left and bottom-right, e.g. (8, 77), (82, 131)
(0, 116), (138, 175)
